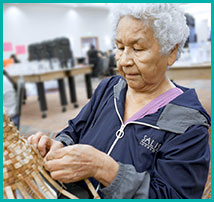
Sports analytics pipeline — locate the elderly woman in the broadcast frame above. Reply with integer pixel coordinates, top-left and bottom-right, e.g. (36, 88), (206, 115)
(28, 4), (210, 199)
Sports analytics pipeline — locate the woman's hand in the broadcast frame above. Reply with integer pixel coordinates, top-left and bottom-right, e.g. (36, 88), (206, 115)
(27, 132), (63, 157)
(44, 144), (119, 186)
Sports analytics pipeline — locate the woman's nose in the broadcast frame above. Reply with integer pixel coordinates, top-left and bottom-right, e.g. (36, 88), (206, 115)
(119, 49), (134, 67)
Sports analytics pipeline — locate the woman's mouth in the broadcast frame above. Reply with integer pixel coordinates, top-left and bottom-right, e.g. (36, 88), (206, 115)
(125, 73), (139, 78)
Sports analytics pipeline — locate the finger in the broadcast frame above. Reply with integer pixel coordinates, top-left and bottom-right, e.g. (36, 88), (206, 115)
(44, 141), (63, 159)
(28, 132), (43, 147)
(37, 135), (51, 157)
(49, 141), (63, 152)
(44, 158), (70, 172)
(27, 132), (42, 143)
(50, 170), (75, 183)
(27, 135), (33, 143)
(45, 146), (70, 161)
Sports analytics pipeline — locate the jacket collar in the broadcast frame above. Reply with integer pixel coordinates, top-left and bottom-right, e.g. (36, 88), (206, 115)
(113, 77), (210, 134)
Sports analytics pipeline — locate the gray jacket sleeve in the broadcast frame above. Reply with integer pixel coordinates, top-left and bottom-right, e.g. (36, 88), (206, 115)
(100, 162), (150, 199)
(55, 133), (75, 146)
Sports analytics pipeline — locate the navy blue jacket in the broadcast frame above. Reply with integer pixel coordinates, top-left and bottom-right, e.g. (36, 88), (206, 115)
(56, 76), (210, 199)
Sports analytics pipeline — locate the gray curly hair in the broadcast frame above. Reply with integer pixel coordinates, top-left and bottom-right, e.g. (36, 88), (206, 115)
(112, 3), (189, 59)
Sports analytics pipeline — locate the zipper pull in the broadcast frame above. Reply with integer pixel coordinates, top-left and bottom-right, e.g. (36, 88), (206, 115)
(115, 124), (125, 139)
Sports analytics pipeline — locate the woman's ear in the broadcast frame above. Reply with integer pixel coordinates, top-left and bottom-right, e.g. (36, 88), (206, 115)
(167, 44), (179, 66)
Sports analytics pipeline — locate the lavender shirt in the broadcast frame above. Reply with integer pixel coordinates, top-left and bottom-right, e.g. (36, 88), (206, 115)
(124, 87), (183, 124)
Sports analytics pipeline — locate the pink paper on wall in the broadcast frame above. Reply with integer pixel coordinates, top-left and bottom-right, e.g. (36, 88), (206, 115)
(3, 42), (13, 51)
(15, 45), (26, 55)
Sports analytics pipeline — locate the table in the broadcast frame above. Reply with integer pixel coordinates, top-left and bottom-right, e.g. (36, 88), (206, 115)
(67, 66), (93, 109)
(114, 62), (211, 80)
(167, 62), (211, 80)
(11, 65), (93, 118)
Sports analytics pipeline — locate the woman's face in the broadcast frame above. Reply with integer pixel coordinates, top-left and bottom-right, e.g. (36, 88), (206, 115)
(115, 16), (172, 92)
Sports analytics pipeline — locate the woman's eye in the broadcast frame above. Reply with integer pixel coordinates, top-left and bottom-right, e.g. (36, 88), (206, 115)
(118, 47), (124, 50)
(133, 48), (143, 52)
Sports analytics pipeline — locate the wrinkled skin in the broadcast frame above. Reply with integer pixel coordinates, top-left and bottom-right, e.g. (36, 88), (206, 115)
(115, 15), (177, 93)
(28, 133), (119, 186)
(115, 16), (178, 121)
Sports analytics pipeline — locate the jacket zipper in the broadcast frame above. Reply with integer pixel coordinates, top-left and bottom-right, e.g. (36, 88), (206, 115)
(107, 98), (160, 156)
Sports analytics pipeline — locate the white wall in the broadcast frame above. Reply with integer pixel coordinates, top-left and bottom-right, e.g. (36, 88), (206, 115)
(3, 3), (211, 61)
(3, 3), (113, 60)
